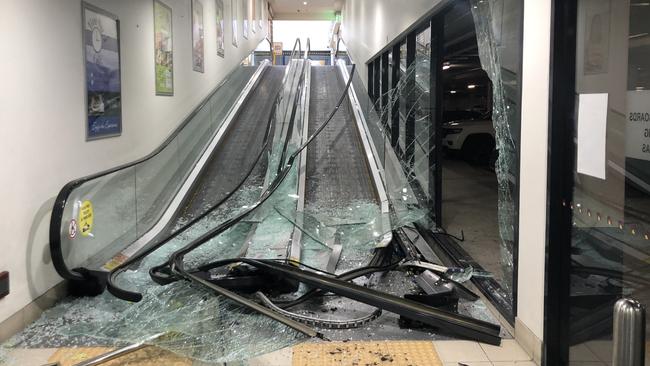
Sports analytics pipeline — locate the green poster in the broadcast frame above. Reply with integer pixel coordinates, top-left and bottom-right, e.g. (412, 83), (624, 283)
(154, 0), (173, 95)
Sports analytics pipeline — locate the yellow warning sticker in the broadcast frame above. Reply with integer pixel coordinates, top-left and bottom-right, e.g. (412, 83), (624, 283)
(78, 200), (94, 237)
(102, 253), (128, 271)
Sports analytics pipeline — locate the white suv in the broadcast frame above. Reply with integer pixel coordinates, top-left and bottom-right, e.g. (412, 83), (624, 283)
(442, 118), (495, 165)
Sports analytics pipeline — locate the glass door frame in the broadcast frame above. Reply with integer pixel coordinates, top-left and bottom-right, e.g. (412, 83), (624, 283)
(364, 0), (524, 326)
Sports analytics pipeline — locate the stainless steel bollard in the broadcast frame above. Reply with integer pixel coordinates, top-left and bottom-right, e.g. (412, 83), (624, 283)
(612, 298), (646, 366)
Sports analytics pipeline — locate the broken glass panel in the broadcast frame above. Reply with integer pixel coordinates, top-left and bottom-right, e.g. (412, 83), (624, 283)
(470, 0), (522, 298)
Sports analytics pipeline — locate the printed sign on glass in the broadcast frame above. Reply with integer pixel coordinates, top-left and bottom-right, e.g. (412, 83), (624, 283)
(192, 0), (204, 72)
(216, 0), (225, 57)
(83, 3), (122, 140)
(154, 0), (174, 95)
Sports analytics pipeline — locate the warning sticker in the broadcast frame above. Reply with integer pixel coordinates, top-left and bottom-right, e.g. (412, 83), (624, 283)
(102, 253), (128, 271)
(78, 200), (94, 237)
(68, 219), (77, 239)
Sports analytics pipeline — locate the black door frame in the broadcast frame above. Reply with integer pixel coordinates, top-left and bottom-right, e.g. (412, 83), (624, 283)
(543, 0), (578, 364)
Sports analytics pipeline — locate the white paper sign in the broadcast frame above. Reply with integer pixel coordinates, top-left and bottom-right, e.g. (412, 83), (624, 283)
(577, 93), (608, 179)
(625, 90), (650, 161)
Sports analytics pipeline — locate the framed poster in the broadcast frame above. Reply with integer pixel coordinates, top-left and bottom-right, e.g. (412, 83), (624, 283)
(216, 0), (225, 57)
(154, 0), (173, 96)
(82, 2), (122, 140)
(191, 0), (204, 72)
(231, 0), (238, 47)
(251, 0), (256, 34)
(242, 0), (248, 39)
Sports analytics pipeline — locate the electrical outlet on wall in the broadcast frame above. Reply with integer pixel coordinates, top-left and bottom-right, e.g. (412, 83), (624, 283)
(0, 271), (9, 299)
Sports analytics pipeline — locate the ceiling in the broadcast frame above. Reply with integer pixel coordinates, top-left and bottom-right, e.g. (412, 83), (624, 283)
(269, 0), (342, 19)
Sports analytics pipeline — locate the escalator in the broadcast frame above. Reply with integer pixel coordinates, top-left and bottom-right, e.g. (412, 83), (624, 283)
(46, 42), (503, 352)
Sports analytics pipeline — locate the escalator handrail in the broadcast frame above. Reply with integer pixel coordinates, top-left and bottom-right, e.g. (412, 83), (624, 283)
(304, 38), (310, 60)
(290, 38), (302, 60)
(50, 55), (270, 282)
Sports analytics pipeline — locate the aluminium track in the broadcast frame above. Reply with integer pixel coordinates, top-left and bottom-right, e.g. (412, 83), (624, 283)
(170, 66), (286, 225)
(305, 66), (376, 207)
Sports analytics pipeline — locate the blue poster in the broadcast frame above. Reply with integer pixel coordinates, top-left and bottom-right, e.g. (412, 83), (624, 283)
(83, 4), (122, 139)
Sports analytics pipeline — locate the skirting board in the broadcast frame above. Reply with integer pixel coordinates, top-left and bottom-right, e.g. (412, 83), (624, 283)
(515, 317), (542, 365)
(0, 281), (67, 343)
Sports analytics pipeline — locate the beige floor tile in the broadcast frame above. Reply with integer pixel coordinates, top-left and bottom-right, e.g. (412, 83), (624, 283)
(248, 347), (292, 366)
(480, 340), (531, 362)
(433, 341), (489, 363)
(443, 362), (492, 366)
(4, 348), (57, 366)
(583, 340), (612, 363)
(569, 344), (600, 362)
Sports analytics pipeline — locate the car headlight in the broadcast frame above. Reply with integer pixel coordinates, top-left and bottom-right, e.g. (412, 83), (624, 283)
(444, 128), (463, 135)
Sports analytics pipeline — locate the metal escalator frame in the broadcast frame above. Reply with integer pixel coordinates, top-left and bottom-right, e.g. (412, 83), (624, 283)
(336, 60), (393, 248)
(288, 61), (311, 263)
(50, 58), (271, 283)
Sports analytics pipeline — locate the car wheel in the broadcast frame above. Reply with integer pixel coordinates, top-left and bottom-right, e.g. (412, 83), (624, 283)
(461, 134), (495, 166)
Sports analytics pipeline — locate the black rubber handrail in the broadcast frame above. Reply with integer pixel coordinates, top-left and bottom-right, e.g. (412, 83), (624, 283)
(49, 49), (270, 282)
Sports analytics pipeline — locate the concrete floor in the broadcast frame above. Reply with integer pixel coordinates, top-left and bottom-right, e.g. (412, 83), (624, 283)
(441, 157), (507, 286)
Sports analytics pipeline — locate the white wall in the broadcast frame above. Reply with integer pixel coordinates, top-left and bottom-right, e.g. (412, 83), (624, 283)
(0, 0), (266, 323)
(517, 0), (552, 341)
(340, 0), (442, 86)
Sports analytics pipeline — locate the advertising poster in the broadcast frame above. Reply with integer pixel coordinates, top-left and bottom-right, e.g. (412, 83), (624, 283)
(192, 0), (204, 72)
(216, 0), (225, 57)
(83, 3), (122, 140)
(243, 0), (248, 39)
(154, 0), (174, 95)
(231, 0), (238, 47)
(251, 0), (256, 34)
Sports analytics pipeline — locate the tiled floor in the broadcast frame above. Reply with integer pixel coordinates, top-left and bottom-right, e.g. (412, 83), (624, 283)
(2, 339), (538, 366)
(433, 340), (535, 366)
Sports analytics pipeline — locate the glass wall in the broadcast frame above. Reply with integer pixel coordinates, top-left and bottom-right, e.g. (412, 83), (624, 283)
(364, 0), (523, 320)
(566, 0), (650, 362)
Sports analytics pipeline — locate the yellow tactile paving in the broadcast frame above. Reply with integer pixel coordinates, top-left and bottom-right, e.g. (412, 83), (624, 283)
(292, 340), (443, 366)
(47, 346), (192, 366)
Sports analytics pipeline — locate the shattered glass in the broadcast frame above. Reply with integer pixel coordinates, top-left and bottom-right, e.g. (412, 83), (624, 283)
(470, 0), (522, 298)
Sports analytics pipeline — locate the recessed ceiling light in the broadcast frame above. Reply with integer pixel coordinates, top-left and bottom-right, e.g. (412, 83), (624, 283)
(467, 84), (476, 89)
(303, 1), (307, 4)
(442, 65), (451, 70)
(450, 90), (457, 94)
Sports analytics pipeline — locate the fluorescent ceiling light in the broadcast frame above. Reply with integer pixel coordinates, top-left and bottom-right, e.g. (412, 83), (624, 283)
(450, 90), (457, 94)
(467, 84), (476, 89)
(442, 65), (451, 70)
